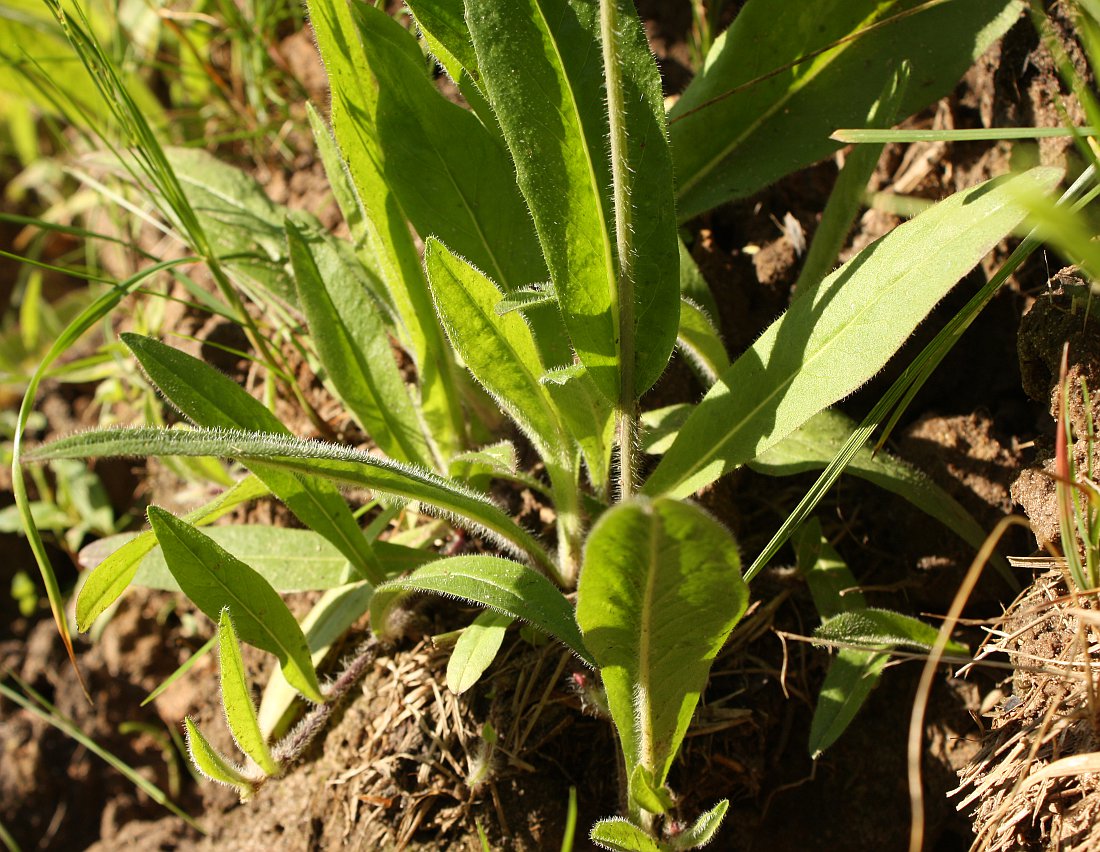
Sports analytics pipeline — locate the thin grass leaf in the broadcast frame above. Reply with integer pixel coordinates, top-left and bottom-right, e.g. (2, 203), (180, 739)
(148, 507), (323, 703)
(576, 498), (747, 786)
(467, 0), (679, 402)
(832, 125), (1099, 143)
(29, 427), (556, 576)
(122, 332), (383, 584)
(370, 556), (592, 666)
(288, 215), (433, 467)
(446, 609), (513, 694)
(750, 408), (1010, 580)
(182, 716), (254, 800)
(0, 678), (200, 829)
(217, 610), (279, 776)
(141, 635), (216, 708)
(669, 0), (1024, 219)
(643, 167), (1062, 499)
(75, 474), (267, 631)
(12, 255), (198, 693)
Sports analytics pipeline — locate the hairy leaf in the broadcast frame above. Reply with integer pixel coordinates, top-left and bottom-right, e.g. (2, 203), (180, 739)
(669, 0), (1024, 219)
(288, 215), (432, 467)
(677, 298), (728, 387)
(74, 474), (268, 631)
(123, 332), (383, 583)
(590, 818), (661, 852)
(308, 0), (466, 455)
(370, 556), (592, 666)
(426, 239), (566, 460)
(467, 0), (679, 401)
(752, 408), (1003, 571)
(670, 800), (729, 850)
(148, 507), (323, 703)
(183, 717), (254, 800)
(258, 581), (374, 740)
(446, 609), (513, 694)
(217, 610), (278, 776)
(32, 427), (556, 575)
(643, 167), (1062, 498)
(576, 497), (747, 785)
(814, 608), (969, 655)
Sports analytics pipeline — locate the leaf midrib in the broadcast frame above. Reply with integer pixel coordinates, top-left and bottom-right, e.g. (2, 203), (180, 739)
(531, 0), (620, 354)
(655, 192), (1013, 493)
(674, 5), (880, 201)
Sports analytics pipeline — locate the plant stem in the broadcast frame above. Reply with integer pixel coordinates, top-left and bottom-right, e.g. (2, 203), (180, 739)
(547, 456), (584, 587)
(601, 0), (638, 501)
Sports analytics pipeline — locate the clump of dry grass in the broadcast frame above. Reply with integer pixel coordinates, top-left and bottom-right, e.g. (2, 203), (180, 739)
(954, 570), (1100, 852)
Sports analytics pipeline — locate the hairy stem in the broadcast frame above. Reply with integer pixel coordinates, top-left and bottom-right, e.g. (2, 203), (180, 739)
(601, 0), (638, 499)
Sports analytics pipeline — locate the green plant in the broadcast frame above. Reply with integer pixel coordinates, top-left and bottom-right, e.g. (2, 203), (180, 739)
(16, 0), (1077, 847)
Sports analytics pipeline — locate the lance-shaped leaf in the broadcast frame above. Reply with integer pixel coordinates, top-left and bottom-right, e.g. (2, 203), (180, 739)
(575, 497), (747, 785)
(147, 506), (323, 703)
(670, 800), (729, 850)
(542, 365), (615, 492)
(404, 0), (479, 84)
(643, 167), (1063, 498)
(446, 609), (513, 695)
(669, 0), (1024, 220)
(288, 215), (432, 467)
(795, 518), (888, 759)
(814, 608), (969, 655)
(122, 332), (382, 583)
(30, 427), (555, 576)
(370, 556), (592, 666)
(425, 239), (566, 460)
(183, 717), (254, 801)
(677, 297), (729, 387)
(217, 609), (279, 776)
(74, 474), (267, 631)
(308, 0), (465, 455)
(590, 818), (661, 852)
(259, 581), (374, 740)
(466, 0), (679, 402)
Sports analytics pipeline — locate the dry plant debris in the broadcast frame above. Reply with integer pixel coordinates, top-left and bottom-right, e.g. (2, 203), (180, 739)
(955, 571), (1100, 851)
